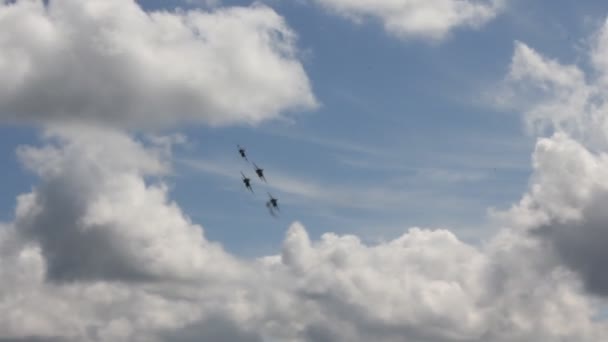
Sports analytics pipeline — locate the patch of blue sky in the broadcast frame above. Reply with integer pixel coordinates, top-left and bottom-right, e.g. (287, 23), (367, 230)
(164, 0), (540, 256)
(0, 125), (39, 222)
(4, 0), (608, 257)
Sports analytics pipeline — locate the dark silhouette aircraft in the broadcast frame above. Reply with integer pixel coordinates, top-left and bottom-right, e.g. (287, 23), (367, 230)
(237, 145), (247, 161)
(241, 172), (253, 193)
(253, 162), (266, 182)
(266, 192), (279, 216)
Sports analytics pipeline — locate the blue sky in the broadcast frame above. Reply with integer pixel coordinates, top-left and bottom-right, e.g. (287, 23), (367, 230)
(146, 0), (604, 256)
(3, 0), (608, 258)
(6, 1), (608, 341)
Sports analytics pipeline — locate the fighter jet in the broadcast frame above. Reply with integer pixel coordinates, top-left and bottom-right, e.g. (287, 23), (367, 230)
(253, 162), (266, 182)
(237, 145), (248, 161)
(266, 192), (279, 216)
(241, 172), (254, 193)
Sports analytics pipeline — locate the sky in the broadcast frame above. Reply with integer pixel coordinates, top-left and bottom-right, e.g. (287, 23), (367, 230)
(4, 0), (608, 341)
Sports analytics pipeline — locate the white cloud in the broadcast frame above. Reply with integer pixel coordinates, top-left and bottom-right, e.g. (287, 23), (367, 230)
(311, 0), (506, 41)
(500, 23), (608, 151)
(1, 126), (607, 341)
(492, 17), (608, 298)
(13, 125), (244, 284)
(494, 132), (608, 297)
(0, 0), (317, 129)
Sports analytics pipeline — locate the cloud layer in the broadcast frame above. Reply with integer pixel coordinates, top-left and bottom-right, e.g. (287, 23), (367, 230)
(312, 0), (506, 41)
(0, 0), (317, 129)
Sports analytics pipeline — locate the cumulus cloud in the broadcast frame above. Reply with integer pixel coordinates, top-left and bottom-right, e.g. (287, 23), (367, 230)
(531, 136), (608, 296)
(13, 125), (243, 283)
(311, 0), (506, 41)
(501, 21), (608, 151)
(0, 0), (317, 129)
(1, 126), (606, 341)
(494, 17), (608, 297)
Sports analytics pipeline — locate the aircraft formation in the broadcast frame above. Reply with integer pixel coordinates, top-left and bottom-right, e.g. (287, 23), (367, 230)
(238, 145), (279, 217)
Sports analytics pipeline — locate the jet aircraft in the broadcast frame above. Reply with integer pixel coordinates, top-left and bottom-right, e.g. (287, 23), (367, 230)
(237, 145), (247, 161)
(266, 192), (279, 216)
(241, 172), (254, 193)
(253, 162), (266, 182)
